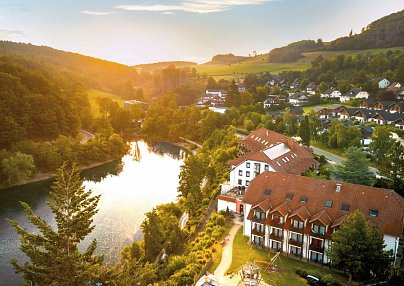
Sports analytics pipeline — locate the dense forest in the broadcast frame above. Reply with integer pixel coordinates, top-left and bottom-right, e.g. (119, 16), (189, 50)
(0, 54), (130, 187)
(268, 9), (404, 63)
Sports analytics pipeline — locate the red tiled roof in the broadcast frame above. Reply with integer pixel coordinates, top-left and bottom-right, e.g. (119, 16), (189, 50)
(229, 128), (319, 175)
(309, 210), (332, 226)
(290, 205), (310, 221)
(217, 195), (237, 203)
(255, 199), (271, 212)
(243, 171), (404, 237)
(270, 201), (290, 217)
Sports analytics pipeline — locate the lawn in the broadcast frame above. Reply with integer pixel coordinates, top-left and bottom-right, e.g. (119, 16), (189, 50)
(195, 46), (404, 80)
(87, 88), (125, 116)
(228, 228), (348, 286)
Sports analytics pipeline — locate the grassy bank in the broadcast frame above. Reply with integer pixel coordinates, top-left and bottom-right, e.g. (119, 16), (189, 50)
(228, 228), (348, 286)
(87, 89), (125, 116)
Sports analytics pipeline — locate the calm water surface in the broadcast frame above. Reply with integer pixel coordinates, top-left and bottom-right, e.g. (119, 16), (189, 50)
(0, 141), (184, 286)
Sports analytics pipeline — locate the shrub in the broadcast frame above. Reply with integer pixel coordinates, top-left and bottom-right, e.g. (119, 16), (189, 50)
(295, 268), (308, 278)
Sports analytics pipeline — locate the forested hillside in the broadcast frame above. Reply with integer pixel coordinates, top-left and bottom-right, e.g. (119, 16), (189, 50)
(268, 9), (404, 63)
(0, 41), (137, 89)
(327, 9), (404, 50)
(0, 55), (91, 147)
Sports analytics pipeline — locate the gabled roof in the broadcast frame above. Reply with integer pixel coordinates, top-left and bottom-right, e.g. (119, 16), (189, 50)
(270, 201), (290, 217)
(309, 210), (332, 226)
(290, 206), (311, 221)
(340, 107), (361, 116)
(243, 171), (404, 237)
(229, 128), (319, 175)
(254, 199), (272, 212)
(372, 111), (404, 122)
(342, 87), (362, 97)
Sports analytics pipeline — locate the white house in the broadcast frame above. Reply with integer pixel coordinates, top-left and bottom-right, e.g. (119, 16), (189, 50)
(378, 78), (391, 89)
(321, 88), (341, 99)
(228, 128), (318, 188)
(242, 171), (404, 265)
(289, 93), (309, 106)
(205, 89), (227, 98)
(340, 88), (369, 102)
(263, 95), (280, 108)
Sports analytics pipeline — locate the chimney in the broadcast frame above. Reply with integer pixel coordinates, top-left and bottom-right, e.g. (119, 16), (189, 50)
(336, 184), (341, 193)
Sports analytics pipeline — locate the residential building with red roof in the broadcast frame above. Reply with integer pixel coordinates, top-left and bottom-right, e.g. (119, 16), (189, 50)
(242, 171), (404, 265)
(228, 128), (319, 188)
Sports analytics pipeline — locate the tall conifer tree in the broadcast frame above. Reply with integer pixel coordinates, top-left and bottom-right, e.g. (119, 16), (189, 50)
(8, 163), (105, 285)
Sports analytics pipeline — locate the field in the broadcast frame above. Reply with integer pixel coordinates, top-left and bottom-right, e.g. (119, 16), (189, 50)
(195, 46), (404, 80)
(228, 228), (348, 286)
(87, 89), (125, 116)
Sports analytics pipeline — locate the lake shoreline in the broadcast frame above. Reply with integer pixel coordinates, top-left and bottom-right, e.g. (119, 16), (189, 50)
(0, 160), (116, 191)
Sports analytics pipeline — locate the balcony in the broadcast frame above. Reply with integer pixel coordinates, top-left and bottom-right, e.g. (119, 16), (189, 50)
(289, 238), (303, 247)
(251, 239), (265, 247)
(252, 216), (266, 224)
(269, 220), (284, 228)
(290, 226), (304, 234)
(269, 232), (283, 241)
(309, 244), (325, 253)
(311, 230), (325, 239)
(252, 228), (265, 237)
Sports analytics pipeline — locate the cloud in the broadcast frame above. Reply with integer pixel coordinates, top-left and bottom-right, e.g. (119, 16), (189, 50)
(0, 29), (24, 39)
(81, 10), (116, 16)
(116, 0), (270, 14)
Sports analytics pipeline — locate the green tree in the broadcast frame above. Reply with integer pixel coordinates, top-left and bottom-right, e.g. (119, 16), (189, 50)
(331, 146), (375, 186)
(7, 163), (105, 286)
(1, 151), (35, 186)
(393, 58), (404, 83)
(379, 141), (404, 196)
(298, 115), (311, 146)
(369, 126), (394, 164)
(328, 210), (392, 285)
(141, 208), (164, 262)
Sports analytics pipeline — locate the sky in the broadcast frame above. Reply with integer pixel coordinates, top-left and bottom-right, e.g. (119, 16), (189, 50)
(1, 0), (404, 66)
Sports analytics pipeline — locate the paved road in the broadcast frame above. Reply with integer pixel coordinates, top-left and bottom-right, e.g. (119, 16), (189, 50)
(179, 212), (189, 229)
(311, 146), (380, 177)
(80, 129), (95, 143)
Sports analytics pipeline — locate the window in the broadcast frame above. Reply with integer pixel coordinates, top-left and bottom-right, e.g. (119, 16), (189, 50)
(292, 220), (304, 229)
(290, 233), (303, 243)
(286, 194), (293, 200)
(246, 171), (250, 177)
(272, 215), (284, 224)
(312, 224), (325, 235)
(324, 201), (333, 208)
(300, 196), (308, 203)
(264, 164), (269, 171)
(246, 162), (250, 168)
(290, 245), (302, 256)
(341, 204), (350, 211)
(272, 228), (283, 237)
(310, 252), (323, 263)
(370, 209), (378, 217)
(264, 189), (271, 196)
(254, 211), (265, 220)
(271, 241), (282, 250)
(246, 180), (250, 186)
(238, 170), (243, 176)
(238, 179), (242, 185)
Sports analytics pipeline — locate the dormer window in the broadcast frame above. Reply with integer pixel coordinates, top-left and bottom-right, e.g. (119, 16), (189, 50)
(324, 201), (333, 208)
(341, 204), (350, 211)
(286, 193), (293, 200)
(312, 224), (325, 235)
(300, 196), (308, 203)
(254, 211), (265, 220)
(370, 209), (378, 217)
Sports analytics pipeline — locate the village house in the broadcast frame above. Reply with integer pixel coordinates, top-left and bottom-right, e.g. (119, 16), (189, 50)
(227, 128), (318, 188)
(263, 95), (281, 108)
(339, 88), (369, 103)
(378, 78), (391, 89)
(306, 84), (317, 95)
(289, 93), (309, 106)
(312, 104), (343, 120)
(242, 171), (404, 265)
(286, 106), (304, 116)
(321, 88), (341, 99)
(205, 89), (227, 97)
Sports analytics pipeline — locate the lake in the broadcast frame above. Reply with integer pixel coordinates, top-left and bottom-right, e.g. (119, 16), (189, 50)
(0, 141), (185, 286)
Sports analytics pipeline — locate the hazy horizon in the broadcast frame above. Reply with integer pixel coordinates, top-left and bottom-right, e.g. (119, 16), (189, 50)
(1, 0), (404, 65)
